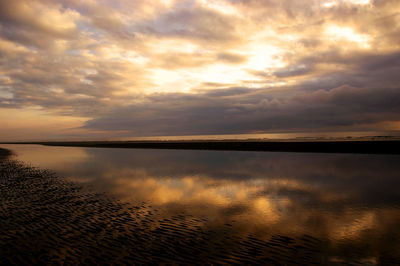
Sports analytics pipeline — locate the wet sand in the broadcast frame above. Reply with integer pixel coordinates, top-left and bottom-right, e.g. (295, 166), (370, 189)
(0, 148), (324, 265)
(1, 147), (399, 265)
(4, 139), (400, 154)
(0, 148), (11, 159)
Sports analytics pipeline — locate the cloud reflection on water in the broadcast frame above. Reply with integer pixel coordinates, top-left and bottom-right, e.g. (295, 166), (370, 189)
(3, 144), (400, 262)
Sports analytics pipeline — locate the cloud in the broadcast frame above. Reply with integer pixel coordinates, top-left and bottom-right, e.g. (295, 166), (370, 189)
(0, 0), (83, 50)
(0, 0), (80, 36)
(137, 4), (241, 43)
(83, 84), (400, 135)
(217, 52), (247, 64)
(1, 0), (400, 139)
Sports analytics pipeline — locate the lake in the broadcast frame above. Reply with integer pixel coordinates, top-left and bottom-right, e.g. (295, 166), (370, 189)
(2, 144), (400, 264)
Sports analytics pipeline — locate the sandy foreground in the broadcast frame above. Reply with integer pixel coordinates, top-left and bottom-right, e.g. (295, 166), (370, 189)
(0, 147), (330, 265)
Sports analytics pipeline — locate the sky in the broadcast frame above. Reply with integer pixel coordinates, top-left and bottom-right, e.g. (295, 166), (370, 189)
(0, 0), (400, 141)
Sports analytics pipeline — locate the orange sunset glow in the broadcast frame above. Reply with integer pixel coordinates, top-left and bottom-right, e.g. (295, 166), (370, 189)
(1, 0), (400, 140)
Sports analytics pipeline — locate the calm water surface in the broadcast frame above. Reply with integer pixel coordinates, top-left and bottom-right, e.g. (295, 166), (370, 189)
(2, 144), (400, 264)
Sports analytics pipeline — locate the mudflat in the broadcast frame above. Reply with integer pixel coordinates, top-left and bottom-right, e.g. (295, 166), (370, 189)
(0, 148), (332, 264)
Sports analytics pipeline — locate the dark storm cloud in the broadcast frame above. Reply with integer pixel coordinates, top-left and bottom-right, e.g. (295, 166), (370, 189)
(84, 84), (400, 135)
(270, 51), (400, 90)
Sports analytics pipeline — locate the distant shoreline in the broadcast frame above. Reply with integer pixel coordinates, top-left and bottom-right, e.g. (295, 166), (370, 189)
(2, 140), (400, 154)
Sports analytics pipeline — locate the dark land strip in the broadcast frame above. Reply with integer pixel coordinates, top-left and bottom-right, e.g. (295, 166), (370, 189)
(3, 140), (400, 154)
